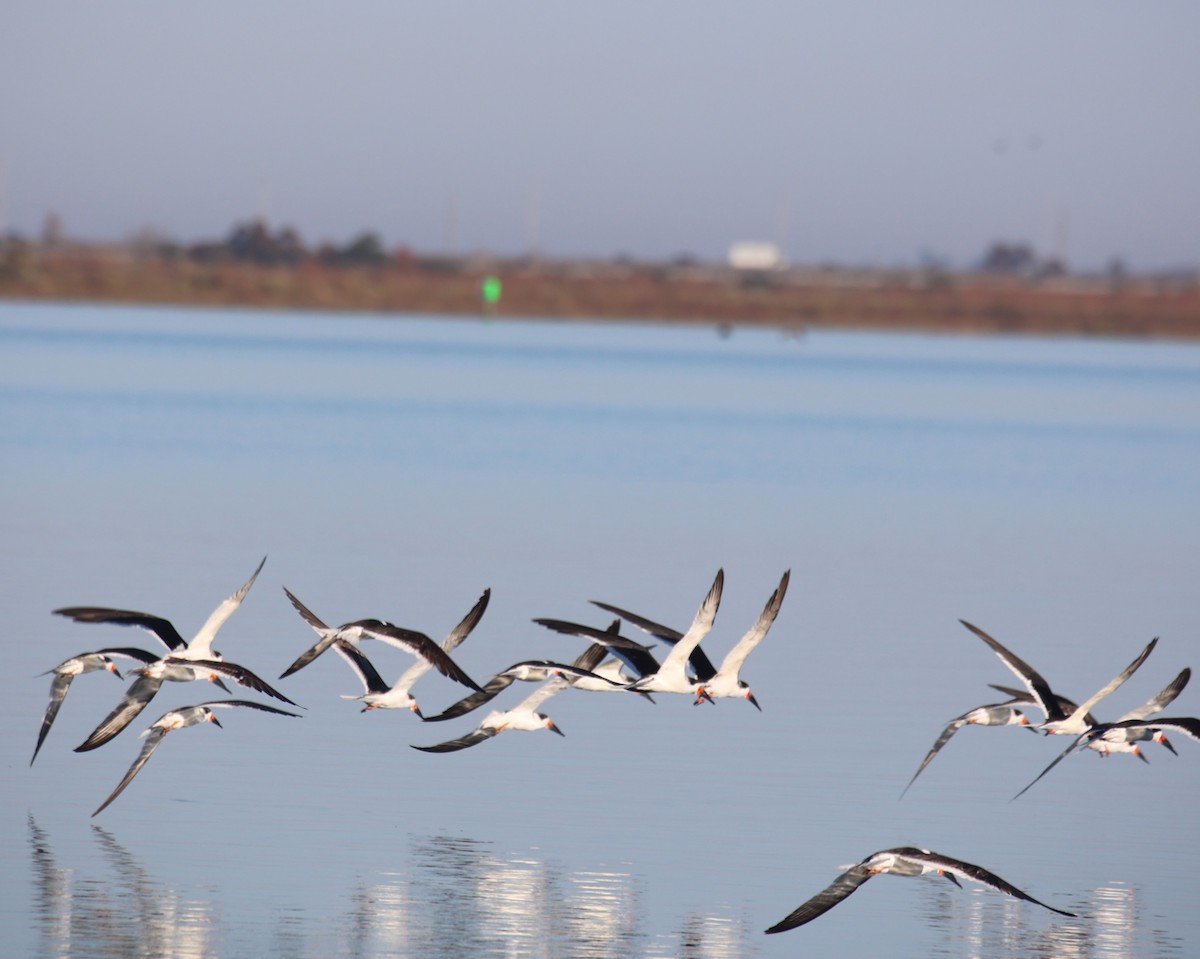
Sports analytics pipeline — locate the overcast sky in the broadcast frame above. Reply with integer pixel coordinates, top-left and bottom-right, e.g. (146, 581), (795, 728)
(3, 3), (1197, 270)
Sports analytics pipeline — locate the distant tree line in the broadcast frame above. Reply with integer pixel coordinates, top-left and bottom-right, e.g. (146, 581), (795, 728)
(978, 241), (1067, 279)
(184, 219), (397, 268)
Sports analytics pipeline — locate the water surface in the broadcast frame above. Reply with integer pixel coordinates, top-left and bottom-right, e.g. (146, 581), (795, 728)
(2, 302), (1198, 957)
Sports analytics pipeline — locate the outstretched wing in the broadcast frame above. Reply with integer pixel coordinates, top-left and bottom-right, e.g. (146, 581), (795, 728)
(591, 572), (724, 682)
(331, 640), (390, 696)
(187, 555), (266, 658)
(31, 674), (75, 765)
(764, 865), (874, 933)
(531, 618), (652, 652)
(199, 698), (303, 718)
(1090, 716), (1200, 743)
(278, 587), (336, 678)
(53, 608), (187, 653)
(1011, 735), (1087, 801)
(184, 658), (300, 706)
(1118, 667), (1191, 722)
(657, 569), (724, 678)
(516, 675), (570, 713)
(91, 728), (170, 817)
(899, 848), (1077, 917)
(713, 569), (789, 681)
(443, 588), (491, 650)
(588, 601), (683, 642)
(899, 717), (968, 798)
(411, 727), (499, 753)
(421, 672), (519, 723)
(572, 641), (609, 673)
(959, 620), (1064, 721)
(354, 622), (483, 691)
(75, 673), (164, 752)
(385, 589), (494, 696)
(1056, 637), (1158, 728)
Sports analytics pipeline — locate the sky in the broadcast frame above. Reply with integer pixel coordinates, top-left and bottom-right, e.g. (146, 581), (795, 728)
(2, 3), (1198, 271)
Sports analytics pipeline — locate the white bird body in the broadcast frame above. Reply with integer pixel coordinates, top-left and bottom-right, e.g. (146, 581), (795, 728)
(626, 570), (724, 698)
(1012, 670), (1195, 798)
(900, 702), (1032, 797)
(91, 699), (301, 816)
(74, 654), (297, 753)
(325, 590), (491, 717)
(959, 619), (1157, 736)
(413, 676), (570, 753)
(31, 647), (160, 765)
(1085, 666), (1190, 757)
(696, 569), (788, 708)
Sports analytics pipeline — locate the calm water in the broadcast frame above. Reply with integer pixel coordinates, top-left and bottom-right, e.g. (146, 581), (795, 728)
(2, 301), (1198, 958)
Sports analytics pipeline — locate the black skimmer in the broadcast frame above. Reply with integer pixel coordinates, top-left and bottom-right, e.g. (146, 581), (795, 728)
(31, 647), (160, 765)
(588, 584), (721, 690)
(1083, 666), (1191, 758)
(764, 846), (1077, 933)
(54, 555), (267, 662)
(959, 619), (1158, 736)
(533, 617), (668, 694)
(693, 569), (789, 709)
(311, 589), (491, 716)
(278, 587), (485, 693)
(421, 635), (633, 723)
(91, 699), (302, 817)
(900, 700), (1034, 798)
(412, 675), (571, 753)
(74, 656), (298, 752)
(1082, 715), (1200, 746)
(53, 557), (295, 750)
(587, 569), (724, 700)
(1012, 670), (1194, 800)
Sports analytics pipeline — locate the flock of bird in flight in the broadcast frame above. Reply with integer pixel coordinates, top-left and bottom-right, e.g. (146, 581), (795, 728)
(33, 556), (1199, 935)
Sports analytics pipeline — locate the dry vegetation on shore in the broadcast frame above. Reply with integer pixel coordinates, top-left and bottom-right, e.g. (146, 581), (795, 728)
(2, 242), (1198, 339)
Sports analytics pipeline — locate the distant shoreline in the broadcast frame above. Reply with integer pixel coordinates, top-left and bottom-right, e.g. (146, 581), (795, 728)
(3, 248), (1199, 339)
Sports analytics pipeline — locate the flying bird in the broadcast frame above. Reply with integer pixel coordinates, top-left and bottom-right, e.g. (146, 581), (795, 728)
(74, 655), (298, 752)
(900, 700), (1034, 798)
(1012, 672), (1195, 800)
(1083, 667), (1191, 758)
(278, 587), (484, 693)
(694, 569), (789, 708)
(54, 555), (267, 662)
(53, 557), (293, 751)
(1083, 715), (1200, 747)
(31, 647), (160, 765)
(91, 699), (301, 817)
(764, 846), (1077, 933)
(959, 619), (1157, 736)
(412, 675), (571, 753)
(421, 634), (633, 723)
(533, 617), (668, 692)
(587, 569), (724, 700)
(315, 590), (491, 716)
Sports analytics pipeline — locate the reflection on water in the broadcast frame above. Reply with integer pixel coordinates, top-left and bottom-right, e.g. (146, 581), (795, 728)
(27, 816), (1186, 959)
(27, 820), (742, 959)
(917, 880), (1184, 959)
(29, 817), (215, 959)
